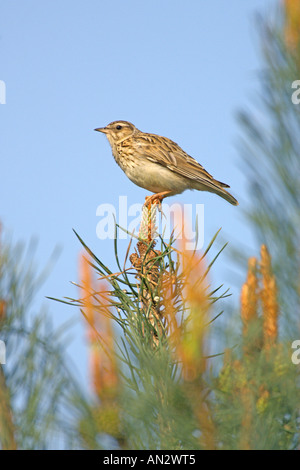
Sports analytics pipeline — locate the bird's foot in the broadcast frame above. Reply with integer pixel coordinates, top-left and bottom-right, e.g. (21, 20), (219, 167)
(144, 191), (172, 211)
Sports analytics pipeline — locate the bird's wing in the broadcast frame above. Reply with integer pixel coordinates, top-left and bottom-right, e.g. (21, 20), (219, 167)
(132, 133), (230, 190)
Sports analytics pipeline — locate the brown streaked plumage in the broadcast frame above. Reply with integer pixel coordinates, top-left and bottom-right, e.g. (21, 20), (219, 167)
(94, 120), (238, 206)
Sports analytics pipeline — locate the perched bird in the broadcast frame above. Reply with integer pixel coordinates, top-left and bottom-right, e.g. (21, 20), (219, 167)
(95, 120), (238, 206)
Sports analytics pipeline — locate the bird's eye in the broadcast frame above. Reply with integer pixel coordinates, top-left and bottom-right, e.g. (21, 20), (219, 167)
(116, 125), (122, 130)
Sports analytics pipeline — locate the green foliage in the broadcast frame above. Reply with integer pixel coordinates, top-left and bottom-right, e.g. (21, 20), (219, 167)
(237, 13), (300, 335)
(0, 235), (83, 449)
(214, 340), (299, 450)
(65, 227), (228, 450)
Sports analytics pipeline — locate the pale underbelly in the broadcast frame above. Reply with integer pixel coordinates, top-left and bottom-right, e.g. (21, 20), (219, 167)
(121, 159), (190, 194)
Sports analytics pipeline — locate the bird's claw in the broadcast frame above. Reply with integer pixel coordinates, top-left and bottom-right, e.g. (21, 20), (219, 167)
(144, 195), (162, 212)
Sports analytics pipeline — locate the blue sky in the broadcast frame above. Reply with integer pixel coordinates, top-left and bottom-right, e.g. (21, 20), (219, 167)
(1, 0), (276, 384)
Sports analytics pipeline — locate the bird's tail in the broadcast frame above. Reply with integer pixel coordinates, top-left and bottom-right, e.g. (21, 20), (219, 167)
(214, 185), (239, 206)
(193, 177), (238, 206)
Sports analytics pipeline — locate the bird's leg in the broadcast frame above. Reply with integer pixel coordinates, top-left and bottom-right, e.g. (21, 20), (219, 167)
(144, 192), (173, 240)
(144, 191), (173, 209)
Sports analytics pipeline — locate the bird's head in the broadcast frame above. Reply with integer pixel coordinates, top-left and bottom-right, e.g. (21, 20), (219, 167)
(94, 120), (137, 145)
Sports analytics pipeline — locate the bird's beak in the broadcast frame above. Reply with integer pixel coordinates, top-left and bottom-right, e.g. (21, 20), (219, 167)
(94, 127), (108, 133)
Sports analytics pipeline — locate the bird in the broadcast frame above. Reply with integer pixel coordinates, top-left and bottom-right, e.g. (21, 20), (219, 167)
(94, 120), (238, 207)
